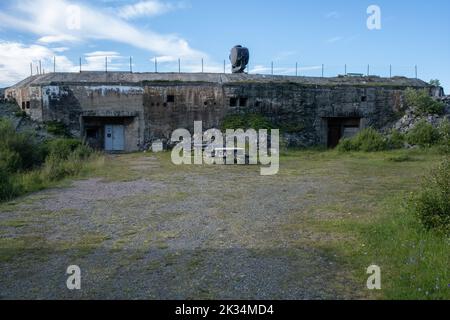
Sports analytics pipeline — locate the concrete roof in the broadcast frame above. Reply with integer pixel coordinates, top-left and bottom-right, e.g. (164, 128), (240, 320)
(9, 71), (430, 89)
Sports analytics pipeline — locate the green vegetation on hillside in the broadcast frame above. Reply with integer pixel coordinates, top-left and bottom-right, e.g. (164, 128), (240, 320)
(0, 118), (101, 202)
(404, 88), (445, 115)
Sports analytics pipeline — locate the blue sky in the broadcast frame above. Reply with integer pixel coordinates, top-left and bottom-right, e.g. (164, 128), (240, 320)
(0, 0), (449, 91)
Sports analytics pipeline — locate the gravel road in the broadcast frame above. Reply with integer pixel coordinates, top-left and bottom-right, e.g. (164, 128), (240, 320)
(0, 154), (364, 299)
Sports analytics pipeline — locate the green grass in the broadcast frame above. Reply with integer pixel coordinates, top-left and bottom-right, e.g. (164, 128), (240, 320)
(1, 146), (447, 299)
(311, 195), (449, 300)
(280, 149), (448, 300)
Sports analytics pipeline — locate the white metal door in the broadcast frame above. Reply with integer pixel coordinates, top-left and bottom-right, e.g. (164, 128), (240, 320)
(104, 124), (124, 151)
(112, 125), (124, 151)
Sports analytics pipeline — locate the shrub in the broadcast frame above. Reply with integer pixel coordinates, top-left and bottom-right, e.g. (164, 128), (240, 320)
(71, 144), (94, 160)
(386, 129), (405, 150)
(336, 128), (387, 152)
(0, 148), (22, 173)
(336, 138), (358, 152)
(406, 120), (440, 147)
(404, 88), (444, 115)
(0, 165), (19, 201)
(0, 118), (95, 202)
(47, 138), (82, 160)
(429, 79), (441, 87)
(221, 113), (273, 131)
(15, 111), (27, 118)
(45, 121), (71, 137)
(438, 119), (450, 146)
(0, 119), (45, 170)
(413, 160), (450, 234)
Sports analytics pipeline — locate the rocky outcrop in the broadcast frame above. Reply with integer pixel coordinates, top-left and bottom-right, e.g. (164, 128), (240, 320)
(0, 102), (54, 140)
(389, 96), (450, 134)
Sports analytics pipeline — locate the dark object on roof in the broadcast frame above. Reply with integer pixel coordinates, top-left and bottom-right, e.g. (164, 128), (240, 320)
(230, 45), (249, 74)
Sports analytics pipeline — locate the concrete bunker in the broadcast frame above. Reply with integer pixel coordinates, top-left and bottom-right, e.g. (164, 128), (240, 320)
(4, 72), (431, 152)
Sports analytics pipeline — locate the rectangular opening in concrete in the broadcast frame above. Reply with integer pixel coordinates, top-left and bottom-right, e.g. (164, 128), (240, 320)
(82, 116), (134, 152)
(167, 95), (175, 103)
(230, 97), (238, 107)
(325, 117), (361, 148)
(239, 97), (248, 107)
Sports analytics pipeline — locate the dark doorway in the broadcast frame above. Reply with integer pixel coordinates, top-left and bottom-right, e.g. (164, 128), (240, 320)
(326, 117), (361, 148)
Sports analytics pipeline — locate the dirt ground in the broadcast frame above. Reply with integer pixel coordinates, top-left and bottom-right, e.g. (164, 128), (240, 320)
(0, 152), (435, 299)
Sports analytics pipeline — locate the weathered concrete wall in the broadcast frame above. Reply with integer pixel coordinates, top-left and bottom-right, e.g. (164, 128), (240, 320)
(143, 81), (408, 147)
(19, 84), (145, 151)
(143, 83), (227, 142)
(4, 72), (432, 150)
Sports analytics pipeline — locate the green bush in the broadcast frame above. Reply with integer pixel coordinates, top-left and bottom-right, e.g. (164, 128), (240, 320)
(0, 119), (45, 171)
(404, 88), (444, 115)
(386, 129), (405, 150)
(336, 138), (358, 152)
(429, 79), (441, 87)
(413, 160), (450, 234)
(406, 120), (440, 147)
(0, 118), (95, 202)
(337, 128), (388, 152)
(221, 113), (274, 131)
(0, 148), (22, 172)
(47, 138), (82, 160)
(45, 121), (71, 137)
(0, 164), (19, 201)
(15, 111), (27, 118)
(72, 144), (94, 160)
(438, 119), (450, 146)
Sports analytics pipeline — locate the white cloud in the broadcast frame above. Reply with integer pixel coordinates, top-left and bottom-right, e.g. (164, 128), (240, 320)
(85, 51), (121, 57)
(0, 42), (132, 86)
(0, 0), (205, 60)
(38, 34), (79, 44)
(52, 47), (70, 53)
(250, 64), (322, 75)
(0, 41), (77, 86)
(118, 0), (185, 20)
(83, 51), (126, 71)
(0, 0), (232, 85)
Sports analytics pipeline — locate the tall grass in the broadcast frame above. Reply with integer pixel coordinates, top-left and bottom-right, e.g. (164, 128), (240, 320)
(361, 195), (449, 299)
(0, 118), (102, 202)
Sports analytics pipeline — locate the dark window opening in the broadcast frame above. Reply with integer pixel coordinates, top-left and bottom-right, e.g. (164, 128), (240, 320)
(255, 101), (262, 107)
(26, 101), (30, 109)
(204, 101), (208, 106)
(167, 95), (175, 103)
(163, 103), (167, 107)
(239, 98), (248, 107)
(361, 96), (367, 102)
(151, 102), (155, 106)
(230, 97), (238, 107)
(86, 128), (99, 139)
(21, 102), (25, 110)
